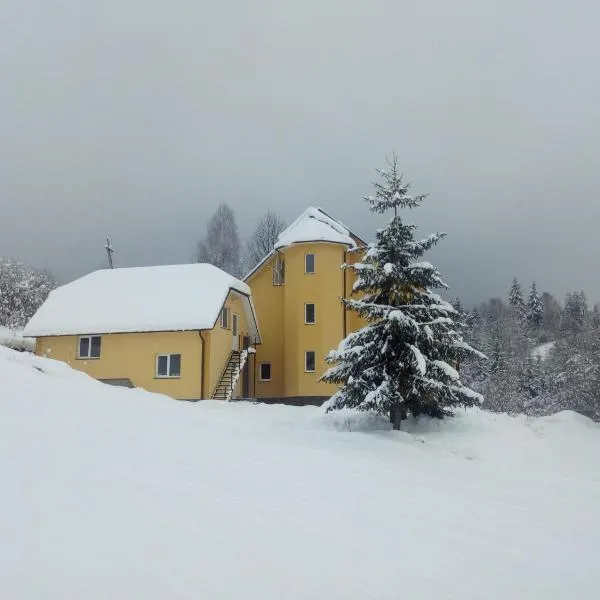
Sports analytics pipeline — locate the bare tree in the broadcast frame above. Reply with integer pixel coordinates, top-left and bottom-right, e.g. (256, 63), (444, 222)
(195, 203), (242, 277)
(244, 211), (286, 272)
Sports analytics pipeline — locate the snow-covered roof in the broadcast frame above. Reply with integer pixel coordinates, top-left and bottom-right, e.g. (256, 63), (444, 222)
(245, 207), (362, 281)
(274, 207), (357, 250)
(24, 264), (261, 340)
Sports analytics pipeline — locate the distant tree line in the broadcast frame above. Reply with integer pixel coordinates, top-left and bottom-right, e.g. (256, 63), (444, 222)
(0, 258), (55, 329)
(458, 278), (600, 421)
(195, 204), (286, 277)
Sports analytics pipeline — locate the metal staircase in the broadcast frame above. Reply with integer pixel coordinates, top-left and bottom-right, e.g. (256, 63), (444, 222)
(212, 350), (244, 400)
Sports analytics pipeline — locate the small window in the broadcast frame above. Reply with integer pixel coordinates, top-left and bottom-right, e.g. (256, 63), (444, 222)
(90, 336), (101, 358)
(273, 256), (285, 285)
(220, 307), (229, 329)
(156, 353), (181, 378)
(232, 314), (239, 336)
(157, 354), (168, 377)
(304, 303), (316, 324)
(305, 253), (315, 274)
(79, 337), (89, 358)
(305, 351), (316, 373)
(169, 354), (181, 377)
(78, 336), (101, 359)
(259, 362), (271, 381)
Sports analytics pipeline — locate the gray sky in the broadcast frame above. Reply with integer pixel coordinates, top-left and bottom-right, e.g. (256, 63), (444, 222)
(2, 0), (599, 307)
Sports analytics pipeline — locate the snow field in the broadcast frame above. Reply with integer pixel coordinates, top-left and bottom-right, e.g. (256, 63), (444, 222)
(1, 347), (599, 599)
(0, 327), (34, 352)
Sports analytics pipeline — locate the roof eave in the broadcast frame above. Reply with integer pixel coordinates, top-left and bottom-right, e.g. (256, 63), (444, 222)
(24, 327), (208, 338)
(243, 249), (278, 283)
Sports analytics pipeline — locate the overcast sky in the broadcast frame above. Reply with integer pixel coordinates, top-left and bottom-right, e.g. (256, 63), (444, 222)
(2, 0), (599, 306)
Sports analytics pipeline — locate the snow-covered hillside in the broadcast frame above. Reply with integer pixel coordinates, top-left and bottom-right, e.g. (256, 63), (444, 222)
(1, 347), (599, 599)
(531, 340), (556, 361)
(0, 326), (34, 352)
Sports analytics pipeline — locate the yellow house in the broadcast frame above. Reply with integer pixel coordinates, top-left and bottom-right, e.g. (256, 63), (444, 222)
(245, 207), (366, 404)
(24, 264), (261, 401)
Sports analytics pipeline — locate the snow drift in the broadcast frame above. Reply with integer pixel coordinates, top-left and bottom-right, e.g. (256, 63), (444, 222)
(0, 326), (34, 352)
(1, 347), (599, 599)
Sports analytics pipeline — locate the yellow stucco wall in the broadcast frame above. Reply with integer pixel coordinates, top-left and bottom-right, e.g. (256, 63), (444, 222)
(203, 291), (254, 399)
(33, 290), (256, 401)
(248, 241), (366, 399)
(35, 330), (203, 400)
(283, 243), (344, 397)
(247, 252), (286, 397)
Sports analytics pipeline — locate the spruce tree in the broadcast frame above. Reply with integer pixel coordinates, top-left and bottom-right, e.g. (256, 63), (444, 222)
(460, 309), (487, 391)
(526, 282), (543, 329)
(321, 156), (484, 430)
(508, 277), (525, 319)
(541, 292), (561, 336)
(450, 297), (467, 335)
(592, 304), (600, 330)
(451, 297), (464, 314)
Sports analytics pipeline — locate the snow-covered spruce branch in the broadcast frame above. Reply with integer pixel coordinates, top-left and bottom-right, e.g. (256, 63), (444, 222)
(321, 155), (484, 429)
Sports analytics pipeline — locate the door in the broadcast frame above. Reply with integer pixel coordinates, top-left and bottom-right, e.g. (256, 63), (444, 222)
(232, 314), (239, 351)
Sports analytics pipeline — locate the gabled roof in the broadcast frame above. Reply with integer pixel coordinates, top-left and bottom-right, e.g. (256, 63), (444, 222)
(24, 264), (261, 341)
(245, 207), (363, 281)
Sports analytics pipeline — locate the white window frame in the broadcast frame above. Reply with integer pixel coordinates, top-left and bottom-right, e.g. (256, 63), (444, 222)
(273, 255), (285, 285)
(220, 307), (230, 329)
(232, 313), (239, 336)
(155, 353), (181, 378)
(304, 303), (316, 324)
(78, 335), (102, 359)
(259, 362), (272, 382)
(305, 253), (315, 274)
(304, 350), (316, 373)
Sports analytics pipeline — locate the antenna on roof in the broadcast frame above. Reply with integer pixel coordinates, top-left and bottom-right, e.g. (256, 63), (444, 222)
(105, 237), (114, 269)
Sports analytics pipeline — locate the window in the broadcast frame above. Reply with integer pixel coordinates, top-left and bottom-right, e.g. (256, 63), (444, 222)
(232, 314), (239, 336)
(220, 307), (229, 329)
(273, 256), (285, 285)
(156, 353), (181, 378)
(304, 303), (316, 324)
(259, 362), (271, 381)
(305, 253), (315, 274)
(305, 351), (316, 372)
(78, 336), (101, 359)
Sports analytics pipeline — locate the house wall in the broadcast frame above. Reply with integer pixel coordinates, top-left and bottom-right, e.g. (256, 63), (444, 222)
(247, 253), (286, 397)
(203, 291), (254, 399)
(35, 330), (203, 400)
(248, 241), (365, 400)
(282, 243), (344, 398)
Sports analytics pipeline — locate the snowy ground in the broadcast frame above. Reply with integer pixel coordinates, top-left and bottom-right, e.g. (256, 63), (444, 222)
(531, 340), (556, 361)
(0, 326), (34, 352)
(1, 347), (599, 599)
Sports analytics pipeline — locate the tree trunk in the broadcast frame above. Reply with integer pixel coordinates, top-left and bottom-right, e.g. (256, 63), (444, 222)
(391, 408), (402, 431)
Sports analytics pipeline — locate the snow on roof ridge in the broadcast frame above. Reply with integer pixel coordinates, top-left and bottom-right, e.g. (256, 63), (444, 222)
(56, 263), (250, 299)
(274, 206), (357, 250)
(24, 263), (256, 338)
